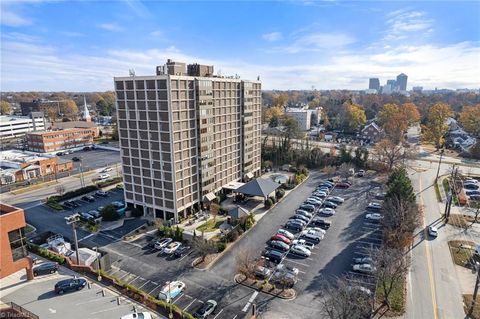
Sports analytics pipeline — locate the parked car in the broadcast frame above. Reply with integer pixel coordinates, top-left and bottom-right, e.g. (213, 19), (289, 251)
(284, 221), (304, 232)
(466, 190), (480, 196)
(193, 300), (217, 319)
(296, 210), (313, 219)
(72, 157), (81, 162)
(54, 278), (87, 294)
(322, 201), (338, 209)
(357, 170), (365, 177)
(88, 210), (102, 219)
(173, 245), (191, 258)
(300, 229), (323, 243)
(163, 241), (182, 254)
(268, 240), (290, 252)
(335, 182), (351, 189)
(353, 257), (373, 264)
(254, 265), (272, 279)
(464, 178), (478, 185)
(33, 262), (58, 276)
(111, 201), (124, 208)
(158, 281), (185, 302)
(464, 183), (479, 190)
(299, 204), (316, 212)
(56, 152), (65, 156)
(154, 238), (173, 250)
(101, 167), (113, 173)
(305, 198), (322, 206)
(326, 196), (344, 204)
(318, 207), (335, 216)
(271, 234), (291, 245)
(290, 244), (311, 257)
(305, 226), (326, 235)
(120, 312), (153, 319)
(79, 212), (95, 222)
(312, 192), (327, 198)
(365, 213), (384, 221)
(292, 238), (315, 250)
(276, 263), (299, 276)
(65, 200), (80, 208)
(428, 226), (438, 237)
(316, 187), (330, 193)
(262, 249), (284, 264)
(469, 195), (480, 200)
(375, 192), (387, 200)
(290, 214), (309, 224)
(95, 190), (108, 197)
(98, 173), (110, 180)
(276, 229), (295, 240)
(353, 263), (376, 274)
(311, 217), (331, 229)
(367, 202), (383, 211)
(81, 195), (95, 202)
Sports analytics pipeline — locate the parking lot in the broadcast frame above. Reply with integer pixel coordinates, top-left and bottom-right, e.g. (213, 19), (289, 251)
(60, 148), (121, 172)
(0, 258), (156, 319)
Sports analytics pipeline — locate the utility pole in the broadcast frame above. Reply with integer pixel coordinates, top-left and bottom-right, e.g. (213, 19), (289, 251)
(94, 246), (102, 281)
(65, 213), (80, 265)
(435, 148), (444, 181)
(79, 159), (85, 188)
(444, 164), (457, 222)
(469, 262), (480, 317)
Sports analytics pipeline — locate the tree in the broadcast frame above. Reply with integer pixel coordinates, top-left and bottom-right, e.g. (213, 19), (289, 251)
(193, 237), (217, 262)
(402, 102), (421, 126)
(111, 125), (119, 141)
(470, 141), (480, 159)
(373, 139), (410, 171)
(264, 106), (284, 123)
(381, 196), (420, 248)
(343, 104), (366, 132)
(235, 249), (257, 279)
(282, 116), (300, 139)
(209, 203), (220, 222)
(269, 116), (279, 127)
(458, 105), (480, 137)
(353, 147), (369, 168)
(62, 99), (78, 119)
(338, 163), (354, 180)
(55, 185), (66, 197)
(101, 205), (120, 221)
(272, 93), (289, 109)
(422, 102), (453, 149)
(46, 106), (59, 123)
(0, 101), (12, 115)
(386, 167), (416, 204)
(378, 103), (408, 144)
(319, 276), (372, 319)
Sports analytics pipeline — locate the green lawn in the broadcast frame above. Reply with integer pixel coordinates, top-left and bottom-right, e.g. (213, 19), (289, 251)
(434, 180), (441, 202)
(376, 277), (405, 313)
(196, 219), (224, 232)
(448, 240), (477, 268)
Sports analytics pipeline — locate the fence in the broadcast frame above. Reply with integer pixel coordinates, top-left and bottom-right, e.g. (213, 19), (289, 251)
(3, 302), (39, 319)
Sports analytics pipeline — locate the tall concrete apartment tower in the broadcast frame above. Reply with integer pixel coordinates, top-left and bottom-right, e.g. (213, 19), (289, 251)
(368, 78), (380, 91)
(396, 73), (408, 91)
(114, 60), (262, 222)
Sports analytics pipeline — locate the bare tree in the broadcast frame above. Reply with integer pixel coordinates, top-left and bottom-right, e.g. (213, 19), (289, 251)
(319, 276), (372, 319)
(373, 139), (412, 171)
(372, 248), (410, 311)
(381, 196), (420, 248)
(55, 184), (66, 197)
(192, 237), (217, 262)
(235, 249), (257, 279)
(338, 163), (354, 181)
(322, 165), (337, 178)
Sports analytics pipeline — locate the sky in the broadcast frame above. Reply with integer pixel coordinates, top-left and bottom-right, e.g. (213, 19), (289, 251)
(1, 0), (479, 91)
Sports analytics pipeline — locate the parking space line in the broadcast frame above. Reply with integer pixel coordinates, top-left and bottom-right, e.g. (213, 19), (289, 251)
(138, 280), (150, 290)
(118, 271), (130, 280)
(285, 259), (309, 267)
(179, 251), (193, 261)
(183, 298), (197, 311)
(127, 275), (140, 284)
(213, 309), (224, 319)
(90, 305), (128, 315)
(242, 291), (258, 312)
(148, 285), (161, 296)
(173, 293), (184, 304)
(151, 281), (158, 285)
(108, 267), (120, 276)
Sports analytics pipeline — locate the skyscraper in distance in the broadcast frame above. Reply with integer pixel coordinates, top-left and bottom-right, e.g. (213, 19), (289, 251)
(368, 78), (380, 91)
(396, 73), (408, 91)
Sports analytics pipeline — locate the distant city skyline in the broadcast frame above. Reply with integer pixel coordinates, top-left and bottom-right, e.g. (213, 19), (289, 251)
(1, 1), (479, 91)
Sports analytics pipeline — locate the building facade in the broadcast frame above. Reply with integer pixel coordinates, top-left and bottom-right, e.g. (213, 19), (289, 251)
(0, 113), (46, 140)
(26, 128), (95, 153)
(285, 107), (321, 131)
(396, 73), (408, 91)
(0, 203), (33, 280)
(114, 60), (262, 221)
(361, 122), (384, 143)
(368, 78), (380, 91)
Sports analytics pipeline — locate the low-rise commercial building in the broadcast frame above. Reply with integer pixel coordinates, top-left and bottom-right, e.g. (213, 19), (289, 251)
(0, 203), (33, 280)
(51, 121), (100, 137)
(0, 150), (72, 185)
(0, 113), (46, 140)
(26, 128), (95, 153)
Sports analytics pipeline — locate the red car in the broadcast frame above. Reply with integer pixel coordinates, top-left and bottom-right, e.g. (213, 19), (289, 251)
(335, 182), (351, 189)
(271, 234), (291, 245)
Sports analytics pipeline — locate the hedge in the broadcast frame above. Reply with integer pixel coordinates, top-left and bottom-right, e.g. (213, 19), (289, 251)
(275, 189), (285, 200)
(50, 185), (99, 202)
(97, 177), (122, 188)
(28, 244), (65, 264)
(46, 198), (63, 211)
(264, 198), (273, 208)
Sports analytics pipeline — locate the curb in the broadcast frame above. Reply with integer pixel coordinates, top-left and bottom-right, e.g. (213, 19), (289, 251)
(233, 274), (297, 300)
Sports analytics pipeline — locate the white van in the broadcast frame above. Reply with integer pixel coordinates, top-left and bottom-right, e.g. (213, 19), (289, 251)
(98, 173), (110, 180)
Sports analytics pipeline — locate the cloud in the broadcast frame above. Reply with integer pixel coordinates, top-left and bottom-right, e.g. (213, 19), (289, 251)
(150, 30), (163, 37)
(384, 9), (433, 41)
(274, 32), (355, 53)
(61, 31), (85, 37)
(262, 32), (282, 42)
(0, 3), (32, 26)
(98, 23), (124, 32)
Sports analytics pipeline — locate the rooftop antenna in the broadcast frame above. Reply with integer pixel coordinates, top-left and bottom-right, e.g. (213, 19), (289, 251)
(257, 75), (260, 81)
(129, 69), (136, 77)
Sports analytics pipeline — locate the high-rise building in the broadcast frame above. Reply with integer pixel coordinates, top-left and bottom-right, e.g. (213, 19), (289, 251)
(396, 73), (408, 91)
(368, 78), (380, 91)
(114, 60), (262, 222)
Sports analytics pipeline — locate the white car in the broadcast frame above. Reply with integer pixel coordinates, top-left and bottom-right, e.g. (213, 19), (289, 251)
(365, 213), (383, 221)
(306, 198), (322, 206)
(120, 312), (152, 319)
(154, 238), (173, 250)
(305, 226), (326, 235)
(296, 210), (313, 219)
(318, 208), (335, 216)
(101, 167), (113, 173)
(313, 191), (327, 198)
(353, 263), (376, 274)
(98, 173), (110, 180)
(163, 241), (182, 254)
(300, 229), (324, 243)
(277, 229), (295, 240)
(290, 244), (311, 257)
(292, 238), (315, 250)
(367, 202), (382, 210)
(326, 196), (344, 204)
(276, 263), (299, 276)
(428, 226), (438, 237)
(464, 179), (478, 185)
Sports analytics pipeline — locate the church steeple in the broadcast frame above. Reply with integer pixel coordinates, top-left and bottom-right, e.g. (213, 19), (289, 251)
(82, 95), (91, 122)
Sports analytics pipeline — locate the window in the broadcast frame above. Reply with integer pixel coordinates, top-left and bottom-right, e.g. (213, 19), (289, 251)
(8, 228), (27, 262)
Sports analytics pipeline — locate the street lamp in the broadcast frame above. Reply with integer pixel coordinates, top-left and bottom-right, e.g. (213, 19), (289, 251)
(93, 246), (102, 281)
(469, 261), (480, 317)
(65, 213), (80, 265)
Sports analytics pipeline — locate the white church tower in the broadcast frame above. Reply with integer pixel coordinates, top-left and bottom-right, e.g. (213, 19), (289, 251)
(82, 95), (91, 122)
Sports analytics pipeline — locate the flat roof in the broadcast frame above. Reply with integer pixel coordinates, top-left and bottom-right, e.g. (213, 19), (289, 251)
(0, 149), (52, 163)
(27, 127), (94, 136)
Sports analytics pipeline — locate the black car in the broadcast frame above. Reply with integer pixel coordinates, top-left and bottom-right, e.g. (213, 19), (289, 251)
(72, 157), (81, 162)
(299, 205), (315, 213)
(69, 200), (80, 208)
(54, 278), (87, 294)
(268, 240), (290, 252)
(322, 201), (337, 209)
(262, 249), (284, 264)
(79, 212), (95, 222)
(33, 262), (59, 276)
(174, 245), (191, 258)
(81, 195), (95, 202)
(61, 204), (72, 210)
(284, 221), (303, 232)
(311, 217), (331, 229)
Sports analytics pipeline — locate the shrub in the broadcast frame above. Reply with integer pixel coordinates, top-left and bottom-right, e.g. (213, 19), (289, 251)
(245, 213), (256, 230)
(97, 177), (122, 188)
(264, 198), (273, 208)
(46, 198), (63, 211)
(269, 196), (276, 204)
(275, 189), (285, 200)
(217, 242), (227, 252)
(281, 183), (295, 190)
(101, 205), (120, 221)
(50, 185), (99, 202)
(28, 245), (65, 264)
(227, 230), (239, 242)
(219, 207), (228, 215)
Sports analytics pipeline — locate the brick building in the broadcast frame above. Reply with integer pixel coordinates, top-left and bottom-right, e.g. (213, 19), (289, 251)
(26, 128), (95, 153)
(0, 203), (33, 280)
